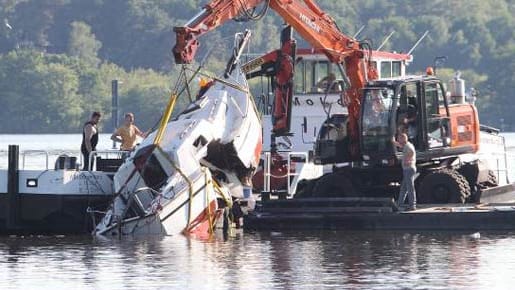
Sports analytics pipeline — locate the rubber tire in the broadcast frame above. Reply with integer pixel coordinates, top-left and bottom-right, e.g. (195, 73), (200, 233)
(312, 172), (356, 197)
(484, 170), (498, 187)
(294, 179), (316, 198)
(418, 169), (471, 204)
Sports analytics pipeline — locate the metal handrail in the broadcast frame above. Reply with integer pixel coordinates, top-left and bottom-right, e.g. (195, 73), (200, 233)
(478, 149), (515, 185)
(287, 152), (308, 195)
(263, 151), (308, 196)
(19, 149), (129, 171)
(86, 149), (129, 171)
(21, 150), (50, 170)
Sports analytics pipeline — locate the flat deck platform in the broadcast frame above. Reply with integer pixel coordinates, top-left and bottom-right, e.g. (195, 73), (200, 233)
(244, 197), (515, 231)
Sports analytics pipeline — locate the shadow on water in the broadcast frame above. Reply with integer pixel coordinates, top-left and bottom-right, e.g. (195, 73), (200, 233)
(1, 231), (515, 289)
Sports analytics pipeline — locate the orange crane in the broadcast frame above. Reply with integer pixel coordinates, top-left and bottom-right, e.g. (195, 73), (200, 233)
(172, 0), (499, 205)
(173, 0), (377, 160)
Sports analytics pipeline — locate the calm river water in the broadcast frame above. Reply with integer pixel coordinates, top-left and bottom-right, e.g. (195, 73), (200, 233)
(1, 134), (515, 289)
(1, 231), (515, 289)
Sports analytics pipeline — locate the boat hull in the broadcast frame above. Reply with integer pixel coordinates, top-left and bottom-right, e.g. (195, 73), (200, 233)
(0, 167), (114, 234)
(0, 193), (112, 234)
(95, 63), (260, 237)
(97, 198), (220, 236)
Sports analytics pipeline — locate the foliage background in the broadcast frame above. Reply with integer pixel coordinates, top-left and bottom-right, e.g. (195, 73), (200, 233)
(0, 0), (513, 133)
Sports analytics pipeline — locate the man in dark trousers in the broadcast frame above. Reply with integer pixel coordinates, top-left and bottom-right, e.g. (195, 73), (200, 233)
(81, 111), (101, 170)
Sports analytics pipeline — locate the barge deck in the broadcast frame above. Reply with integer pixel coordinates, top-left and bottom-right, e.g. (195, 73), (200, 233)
(0, 145), (118, 234)
(244, 190), (515, 231)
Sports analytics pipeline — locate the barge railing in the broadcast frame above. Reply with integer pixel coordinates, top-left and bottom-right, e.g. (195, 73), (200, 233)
(263, 151), (310, 198)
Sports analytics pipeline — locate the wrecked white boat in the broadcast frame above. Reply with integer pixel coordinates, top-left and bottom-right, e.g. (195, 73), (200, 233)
(95, 31), (261, 236)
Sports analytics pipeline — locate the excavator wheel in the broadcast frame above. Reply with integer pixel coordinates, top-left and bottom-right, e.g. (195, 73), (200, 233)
(294, 178), (317, 198)
(311, 172), (356, 197)
(484, 170), (498, 187)
(417, 169), (471, 204)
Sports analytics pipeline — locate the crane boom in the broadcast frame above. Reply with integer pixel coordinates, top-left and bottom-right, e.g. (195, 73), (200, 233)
(173, 0), (379, 159)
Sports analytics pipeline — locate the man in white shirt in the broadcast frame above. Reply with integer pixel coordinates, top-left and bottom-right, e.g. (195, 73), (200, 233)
(393, 133), (417, 211)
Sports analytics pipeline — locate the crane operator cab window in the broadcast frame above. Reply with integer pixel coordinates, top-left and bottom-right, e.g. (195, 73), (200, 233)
(396, 83), (419, 148)
(315, 114), (349, 163)
(294, 59), (344, 94)
(379, 61), (403, 79)
(424, 81), (450, 149)
(361, 88), (394, 154)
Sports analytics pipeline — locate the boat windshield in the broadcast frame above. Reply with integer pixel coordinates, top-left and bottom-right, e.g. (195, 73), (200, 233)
(361, 88), (394, 153)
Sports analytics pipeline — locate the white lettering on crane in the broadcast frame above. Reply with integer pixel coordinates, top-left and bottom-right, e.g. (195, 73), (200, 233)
(299, 13), (321, 34)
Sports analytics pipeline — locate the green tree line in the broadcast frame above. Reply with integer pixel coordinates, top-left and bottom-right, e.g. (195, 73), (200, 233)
(0, 0), (514, 133)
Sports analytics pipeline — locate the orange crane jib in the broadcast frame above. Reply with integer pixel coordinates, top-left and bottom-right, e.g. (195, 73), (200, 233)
(172, 0), (398, 159)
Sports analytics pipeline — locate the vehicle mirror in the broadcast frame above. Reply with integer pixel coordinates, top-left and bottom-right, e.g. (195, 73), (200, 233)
(442, 118), (450, 133)
(443, 137), (451, 147)
(441, 118), (451, 146)
(308, 150), (314, 163)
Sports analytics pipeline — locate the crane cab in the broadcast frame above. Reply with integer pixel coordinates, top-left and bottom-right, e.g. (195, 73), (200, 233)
(359, 76), (480, 165)
(256, 50), (350, 154)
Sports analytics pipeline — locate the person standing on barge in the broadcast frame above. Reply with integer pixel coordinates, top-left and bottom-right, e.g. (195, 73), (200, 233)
(81, 111), (101, 170)
(111, 112), (147, 151)
(393, 133), (417, 211)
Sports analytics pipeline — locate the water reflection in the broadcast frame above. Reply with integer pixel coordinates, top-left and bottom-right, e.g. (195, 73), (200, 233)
(0, 231), (515, 289)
